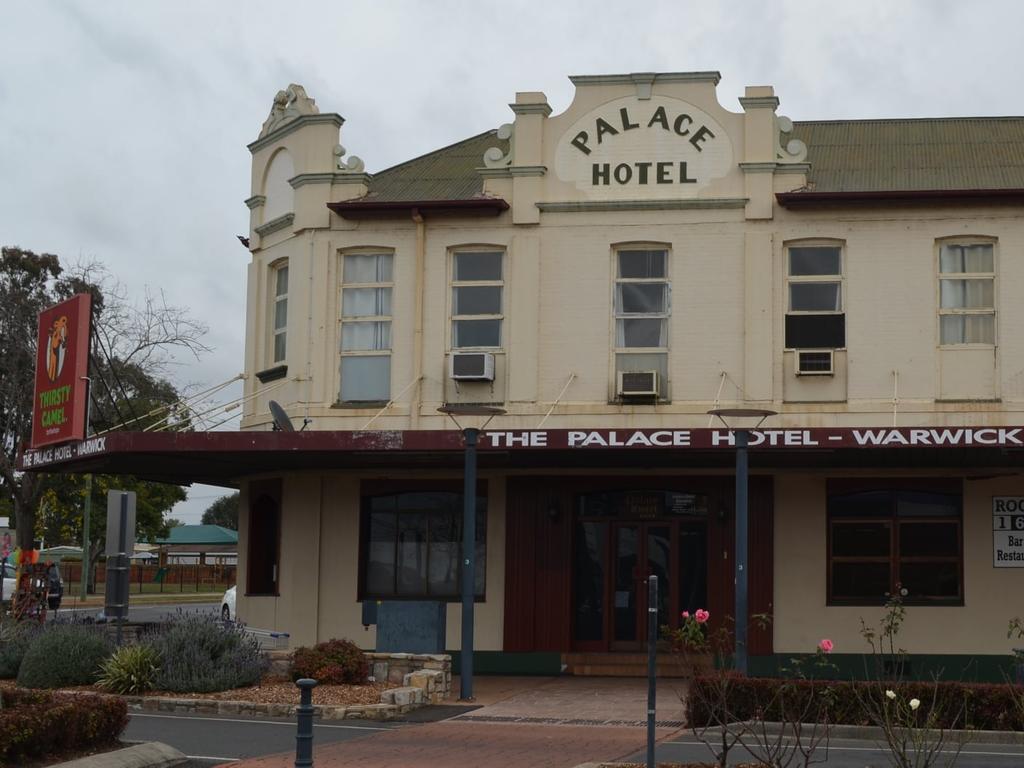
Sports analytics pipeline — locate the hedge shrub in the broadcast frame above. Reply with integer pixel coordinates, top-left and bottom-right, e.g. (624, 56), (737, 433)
(149, 612), (266, 692)
(0, 688), (127, 766)
(0, 620), (41, 679)
(16, 622), (113, 689)
(688, 675), (1024, 731)
(291, 638), (369, 684)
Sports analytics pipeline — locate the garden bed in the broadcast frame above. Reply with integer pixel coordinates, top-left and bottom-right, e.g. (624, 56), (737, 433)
(689, 675), (1024, 731)
(0, 675), (393, 706)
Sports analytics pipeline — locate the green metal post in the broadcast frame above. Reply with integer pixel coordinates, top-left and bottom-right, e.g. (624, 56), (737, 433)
(80, 474), (92, 599)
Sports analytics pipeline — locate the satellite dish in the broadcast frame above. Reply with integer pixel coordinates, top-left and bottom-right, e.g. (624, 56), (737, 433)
(269, 400), (296, 432)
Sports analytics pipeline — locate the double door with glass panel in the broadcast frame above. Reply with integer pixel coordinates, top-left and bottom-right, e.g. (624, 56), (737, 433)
(574, 512), (707, 652)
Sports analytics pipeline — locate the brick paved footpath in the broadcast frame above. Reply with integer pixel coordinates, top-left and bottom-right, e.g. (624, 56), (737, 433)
(223, 677), (688, 767)
(221, 719), (682, 768)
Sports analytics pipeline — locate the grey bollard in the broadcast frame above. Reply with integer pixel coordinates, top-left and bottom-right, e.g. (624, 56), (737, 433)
(295, 678), (317, 767)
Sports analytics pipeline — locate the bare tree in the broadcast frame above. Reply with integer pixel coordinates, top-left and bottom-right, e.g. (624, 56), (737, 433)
(0, 250), (210, 550)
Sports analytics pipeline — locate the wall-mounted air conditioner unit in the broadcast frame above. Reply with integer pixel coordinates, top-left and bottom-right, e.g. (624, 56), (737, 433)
(796, 349), (834, 376)
(450, 352), (495, 382)
(617, 370), (660, 398)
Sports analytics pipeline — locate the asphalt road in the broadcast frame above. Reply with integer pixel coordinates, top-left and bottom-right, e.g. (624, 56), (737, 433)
(628, 734), (1024, 767)
(125, 710), (396, 765)
(49, 601), (219, 623)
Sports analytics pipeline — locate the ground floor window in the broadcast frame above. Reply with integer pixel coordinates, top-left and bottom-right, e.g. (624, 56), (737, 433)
(360, 490), (486, 600)
(827, 480), (962, 606)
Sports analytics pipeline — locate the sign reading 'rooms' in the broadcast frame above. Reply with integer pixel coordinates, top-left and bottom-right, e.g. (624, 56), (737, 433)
(554, 95), (734, 199)
(994, 497), (1024, 568)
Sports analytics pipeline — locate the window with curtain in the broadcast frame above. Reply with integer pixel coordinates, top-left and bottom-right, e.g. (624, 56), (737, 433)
(361, 491), (487, 599)
(451, 250), (503, 349)
(828, 485), (962, 605)
(614, 248), (670, 390)
(339, 252), (393, 402)
(939, 242), (995, 345)
(272, 263), (288, 363)
(785, 244), (845, 349)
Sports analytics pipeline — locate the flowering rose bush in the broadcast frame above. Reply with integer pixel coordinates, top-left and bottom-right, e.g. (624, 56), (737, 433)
(818, 638), (833, 654)
(666, 608), (711, 652)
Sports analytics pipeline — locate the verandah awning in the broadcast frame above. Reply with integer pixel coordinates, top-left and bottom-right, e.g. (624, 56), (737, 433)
(17, 426), (1024, 488)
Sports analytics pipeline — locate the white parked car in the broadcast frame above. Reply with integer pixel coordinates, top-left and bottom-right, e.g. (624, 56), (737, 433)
(221, 585), (236, 621)
(1, 563), (15, 603)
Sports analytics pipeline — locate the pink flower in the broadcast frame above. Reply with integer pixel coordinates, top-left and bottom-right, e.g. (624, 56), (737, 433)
(681, 611), (690, 619)
(819, 638), (834, 654)
(694, 609), (710, 624)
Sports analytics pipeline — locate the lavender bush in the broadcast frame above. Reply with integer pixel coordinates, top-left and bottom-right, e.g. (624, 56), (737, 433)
(17, 621), (113, 688)
(148, 612), (266, 693)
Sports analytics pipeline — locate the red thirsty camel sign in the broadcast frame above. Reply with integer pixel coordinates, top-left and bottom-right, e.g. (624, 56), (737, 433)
(30, 294), (92, 448)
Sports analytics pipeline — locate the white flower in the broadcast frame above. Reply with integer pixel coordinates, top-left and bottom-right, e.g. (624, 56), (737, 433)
(885, 690), (897, 700)
(909, 698), (921, 711)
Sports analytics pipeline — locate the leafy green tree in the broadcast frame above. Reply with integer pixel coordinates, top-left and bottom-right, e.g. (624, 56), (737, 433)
(0, 247), (66, 549)
(0, 249), (208, 581)
(201, 493), (239, 530)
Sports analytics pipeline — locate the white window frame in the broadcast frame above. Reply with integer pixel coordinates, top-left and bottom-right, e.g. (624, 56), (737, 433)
(449, 248), (504, 351)
(786, 242), (844, 316)
(270, 261), (288, 364)
(339, 250), (394, 403)
(612, 245), (671, 399)
(937, 239), (996, 347)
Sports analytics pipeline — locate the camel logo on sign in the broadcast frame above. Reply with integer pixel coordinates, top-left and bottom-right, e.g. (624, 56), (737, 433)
(46, 315), (69, 383)
(554, 96), (733, 199)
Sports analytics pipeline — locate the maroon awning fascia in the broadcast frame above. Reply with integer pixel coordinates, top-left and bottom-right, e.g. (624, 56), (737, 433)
(327, 198), (509, 220)
(776, 188), (1024, 209)
(17, 426), (1024, 488)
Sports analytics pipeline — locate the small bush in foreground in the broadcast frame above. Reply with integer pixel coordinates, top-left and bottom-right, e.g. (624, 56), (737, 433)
(16, 622), (113, 689)
(149, 612), (266, 693)
(292, 638), (369, 684)
(0, 619), (41, 679)
(688, 676), (1024, 731)
(0, 688), (127, 765)
(98, 643), (161, 694)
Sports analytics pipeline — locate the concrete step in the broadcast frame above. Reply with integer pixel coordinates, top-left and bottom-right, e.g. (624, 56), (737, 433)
(562, 652), (702, 678)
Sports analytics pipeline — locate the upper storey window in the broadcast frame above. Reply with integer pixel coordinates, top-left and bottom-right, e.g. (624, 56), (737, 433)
(939, 242), (995, 345)
(614, 248), (670, 396)
(451, 251), (503, 349)
(271, 263), (288, 363)
(785, 244), (845, 349)
(340, 252), (393, 402)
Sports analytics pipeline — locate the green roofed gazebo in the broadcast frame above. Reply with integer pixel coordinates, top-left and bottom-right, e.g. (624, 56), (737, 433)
(156, 524), (238, 565)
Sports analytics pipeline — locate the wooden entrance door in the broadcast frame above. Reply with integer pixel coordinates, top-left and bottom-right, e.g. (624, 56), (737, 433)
(610, 522), (671, 650)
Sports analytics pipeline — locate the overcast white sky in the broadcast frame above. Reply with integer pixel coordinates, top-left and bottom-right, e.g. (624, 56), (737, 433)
(2, 0), (1022, 523)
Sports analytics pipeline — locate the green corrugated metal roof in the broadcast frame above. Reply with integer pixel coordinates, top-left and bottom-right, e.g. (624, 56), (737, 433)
(156, 524), (237, 546)
(356, 130), (507, 203)
(792, 117), (1024, 192)
(342, 117), (1024, 204)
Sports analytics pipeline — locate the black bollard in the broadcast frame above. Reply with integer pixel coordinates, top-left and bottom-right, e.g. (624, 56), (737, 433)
(647, 575), (657, 768)
(295, 678), (317, 767)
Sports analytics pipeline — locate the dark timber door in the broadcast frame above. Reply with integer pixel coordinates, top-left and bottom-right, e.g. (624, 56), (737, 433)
(609, 523), (673, 650)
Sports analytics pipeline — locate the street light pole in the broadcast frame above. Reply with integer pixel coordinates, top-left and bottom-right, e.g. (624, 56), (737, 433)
(734, 428), (749, 675)
(707, 408), (775, 677)
(438, 405), (504, 702)
(460, 426), (479, 701)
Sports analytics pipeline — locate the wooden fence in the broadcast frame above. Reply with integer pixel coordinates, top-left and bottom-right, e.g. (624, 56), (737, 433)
(57, 562), (236, 594)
